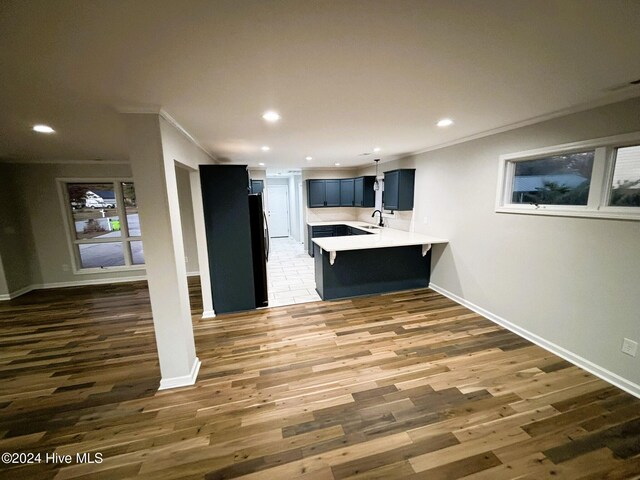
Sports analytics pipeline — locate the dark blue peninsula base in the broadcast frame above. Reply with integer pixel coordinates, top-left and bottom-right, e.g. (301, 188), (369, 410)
(314, 243), (432, 300)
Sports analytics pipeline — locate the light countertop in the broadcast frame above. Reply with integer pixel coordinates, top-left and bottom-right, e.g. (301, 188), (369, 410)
(309, 221), (448, 252)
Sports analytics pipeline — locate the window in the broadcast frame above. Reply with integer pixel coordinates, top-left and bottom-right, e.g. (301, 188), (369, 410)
(609, 145), (640, 207)
(496, 132), (640, 220)
(60, 180), (144, 271)
(511, 151), (594, 206)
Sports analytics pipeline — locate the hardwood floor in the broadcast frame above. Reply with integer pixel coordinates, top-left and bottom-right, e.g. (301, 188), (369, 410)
(1, 279), (639, 479)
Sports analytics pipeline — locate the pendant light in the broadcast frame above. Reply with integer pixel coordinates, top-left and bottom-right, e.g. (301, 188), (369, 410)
(373, 159), (380, 191)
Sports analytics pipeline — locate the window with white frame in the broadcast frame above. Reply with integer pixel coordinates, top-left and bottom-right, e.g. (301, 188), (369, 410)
(60, 180), (145, 271)
(496, 132), (640, 220)
(609, 145), (640, 207)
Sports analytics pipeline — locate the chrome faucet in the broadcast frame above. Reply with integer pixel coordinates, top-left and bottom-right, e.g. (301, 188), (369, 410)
(372, 209), (384, 227)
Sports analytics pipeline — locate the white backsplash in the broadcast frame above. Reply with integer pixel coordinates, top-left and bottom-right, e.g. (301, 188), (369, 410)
(357, 209), (414, 231)
(306, 207), (358, 223)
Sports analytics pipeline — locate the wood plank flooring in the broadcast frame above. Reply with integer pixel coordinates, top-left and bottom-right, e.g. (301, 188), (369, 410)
(1, 279), (639, 479)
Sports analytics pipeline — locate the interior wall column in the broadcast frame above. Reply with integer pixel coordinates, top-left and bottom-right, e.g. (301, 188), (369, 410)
(124, 113), (200, 389)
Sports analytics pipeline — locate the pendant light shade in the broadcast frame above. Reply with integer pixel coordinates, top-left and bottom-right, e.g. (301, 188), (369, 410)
(373, 159), (380, 191)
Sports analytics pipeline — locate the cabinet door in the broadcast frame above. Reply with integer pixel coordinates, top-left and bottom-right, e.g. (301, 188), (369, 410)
(335, 225), (348, 236)
(354, 177), (364, 206)
(325, 180), (341, 207)
(383, 170), (400, 210)
(355, 176), (376, 207)
(340, 179), (355, 207)
(308, 180), (326, 207)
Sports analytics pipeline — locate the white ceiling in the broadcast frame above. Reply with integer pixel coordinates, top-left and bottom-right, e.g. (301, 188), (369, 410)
(1, 0), (639, 169)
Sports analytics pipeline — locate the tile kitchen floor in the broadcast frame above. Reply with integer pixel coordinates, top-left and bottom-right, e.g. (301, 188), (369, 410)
(267, 236), (321, 307)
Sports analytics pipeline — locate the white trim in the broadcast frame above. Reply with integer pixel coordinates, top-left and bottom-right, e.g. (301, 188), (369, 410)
(186, 271), (200, 277)
(412, 90), (640, 157)
(116, 107), (216, 161)
(495, 206), (640, 221)
(35, 275), (148, 290)
(201, 310), (216, 319)
(56, 177), (148, 273)
(115, 106), (162, 115)
(159, 110), (216, 161)
(158, 357), (201, 390)
(495, 131), (640, 221)
(0, 276), (149, 300)
(499, 131), (640, 162)
(429, 283), (640, 399)
(0, 158), (129, 165)
(0, 285), (35, 301)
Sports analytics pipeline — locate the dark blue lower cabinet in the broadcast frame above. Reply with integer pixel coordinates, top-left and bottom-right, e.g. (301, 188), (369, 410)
(314, 244), (431, 300)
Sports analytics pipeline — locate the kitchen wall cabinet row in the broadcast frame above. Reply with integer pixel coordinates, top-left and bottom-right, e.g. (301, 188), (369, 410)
(307, 176), (376, 208)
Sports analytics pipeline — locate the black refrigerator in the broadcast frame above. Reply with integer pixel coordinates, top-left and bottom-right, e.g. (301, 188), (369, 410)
(248, 193), (269, 308)
(200, 165), (269, 314)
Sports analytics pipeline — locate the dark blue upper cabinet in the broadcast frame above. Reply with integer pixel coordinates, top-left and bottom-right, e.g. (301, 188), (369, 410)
(340, 178), (355, 207)
(308, 177), (375, 208)
(354, 176), (376, 207)
(308, 180), (326, 207)
(325, 180), (341, 207)
(383, 169), (415, 211)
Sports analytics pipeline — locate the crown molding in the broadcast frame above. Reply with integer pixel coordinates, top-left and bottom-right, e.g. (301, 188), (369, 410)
(0, 158), (129, 165)
(116, 106), (216, 162)
(159, 109), (216, 161)
(410, 90), (640, 157)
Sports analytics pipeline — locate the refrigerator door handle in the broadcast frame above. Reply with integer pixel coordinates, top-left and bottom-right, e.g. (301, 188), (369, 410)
(263, 211), (270, 261)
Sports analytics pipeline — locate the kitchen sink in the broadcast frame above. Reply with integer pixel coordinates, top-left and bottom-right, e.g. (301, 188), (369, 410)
(358, 225), (380, 229)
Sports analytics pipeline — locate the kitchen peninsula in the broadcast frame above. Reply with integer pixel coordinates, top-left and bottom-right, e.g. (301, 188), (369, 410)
(309, 221), (448, 300)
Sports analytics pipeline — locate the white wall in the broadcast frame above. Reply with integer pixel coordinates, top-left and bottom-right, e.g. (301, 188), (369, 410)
(175, 165), (199, 274)
(302, 169), (360, 250)
(0, 163), (38, 295)
(0, 162), (144, 289)
(355, 159), (412, 229)
(0, 115), (212, 297)
(386, 97), (640, 392)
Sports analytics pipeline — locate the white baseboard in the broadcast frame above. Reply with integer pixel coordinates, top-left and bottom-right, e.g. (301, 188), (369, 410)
(158, 357), (201, 390)
(1, 273), (202, 301)
(34, 276), (148, 291)
(0, 284), (35, 301)
(201, 310), (216, 319)
(429, 283), (640, 399)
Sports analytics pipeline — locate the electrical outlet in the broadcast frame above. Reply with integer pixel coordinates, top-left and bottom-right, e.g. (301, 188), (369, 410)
(184, 256), (189, 264)
(423, 216), (428, 224)
(62, 264), (69, 272)
(621, 338), (638, 357)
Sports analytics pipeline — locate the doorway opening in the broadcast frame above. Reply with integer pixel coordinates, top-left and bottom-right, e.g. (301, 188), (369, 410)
(264, 169), (320, 307)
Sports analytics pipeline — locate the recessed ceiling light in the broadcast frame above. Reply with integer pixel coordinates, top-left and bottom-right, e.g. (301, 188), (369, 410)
(335, 162), (341, 166)
(437, 118), (454, 127)
(305, 156), (313, 161)
(261, 146), (270, 151)
(373, 147), (381, 152)
(262, 111), (281, 122)
(33, 124), (55, 134)
(258, 162), (265, 166)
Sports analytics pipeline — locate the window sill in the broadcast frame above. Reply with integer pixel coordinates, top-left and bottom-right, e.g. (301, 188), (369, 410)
(496, 206), (640, 221)
(73, 265), (146, 275)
